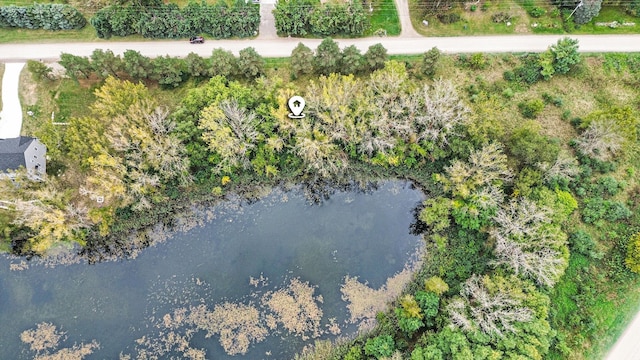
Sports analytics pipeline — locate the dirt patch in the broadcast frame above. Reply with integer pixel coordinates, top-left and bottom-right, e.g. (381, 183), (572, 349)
(19, 65), (38, 107)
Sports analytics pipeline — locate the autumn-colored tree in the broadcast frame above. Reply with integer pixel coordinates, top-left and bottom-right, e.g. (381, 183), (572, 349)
(626, 233), (640, 273)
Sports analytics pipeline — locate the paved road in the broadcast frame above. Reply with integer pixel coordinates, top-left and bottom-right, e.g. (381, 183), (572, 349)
(394, 0), (421, 37)
(0, 62), (24, 138)
(258, 1), (277, 39)
(1, 35), (639, 62)
(606, 306), (640, 360)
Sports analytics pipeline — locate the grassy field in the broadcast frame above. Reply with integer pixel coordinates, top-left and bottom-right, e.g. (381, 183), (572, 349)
(366, 0), (401, 36)
(575, 6), (640, 34)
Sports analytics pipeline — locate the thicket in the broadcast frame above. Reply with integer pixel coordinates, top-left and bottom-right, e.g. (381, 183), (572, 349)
(7, 37), (640, 360)
(0, 3), (86, 30)
(91, 0), (259, 39)
(273, 0), (369, 37)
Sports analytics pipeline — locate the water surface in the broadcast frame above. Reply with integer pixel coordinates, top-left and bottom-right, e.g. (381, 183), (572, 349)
(0, 181), (424, 359)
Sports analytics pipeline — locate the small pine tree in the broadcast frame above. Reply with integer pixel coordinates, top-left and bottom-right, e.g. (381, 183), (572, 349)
(314, 38), (342, 75)
(421, 47), (441, 78)
(363, 43), (388, 72)
(290, 42), (314, 78)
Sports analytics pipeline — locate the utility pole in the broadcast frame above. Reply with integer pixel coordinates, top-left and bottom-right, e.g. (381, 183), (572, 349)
(568, 0), (584, 19)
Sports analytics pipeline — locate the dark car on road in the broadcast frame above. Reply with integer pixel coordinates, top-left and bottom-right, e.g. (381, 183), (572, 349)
(189, 36), (204, 44)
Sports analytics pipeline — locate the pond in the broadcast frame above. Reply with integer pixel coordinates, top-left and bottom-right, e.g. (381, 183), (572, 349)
(0, 181), (425, 359)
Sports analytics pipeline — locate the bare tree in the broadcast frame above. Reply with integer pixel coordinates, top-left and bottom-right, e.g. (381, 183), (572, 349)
(447, 274), (533, 337)
(199, 99), (261, 173)
(576, 118), (624, 161)
(490, 198), (568, 287)
(492, 235), (567, 287)
(537, 151), (580, 183)
(411, 79), (469, 145)
(441, 143), (513, 198)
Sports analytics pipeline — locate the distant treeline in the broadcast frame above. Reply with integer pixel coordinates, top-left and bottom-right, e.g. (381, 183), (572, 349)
(91, 1), (259, 39)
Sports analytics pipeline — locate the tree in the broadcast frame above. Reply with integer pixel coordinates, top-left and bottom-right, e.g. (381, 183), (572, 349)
(363, 43), (388, 72)
(185, 52), (210, 79)
(314, 38), (342, 75)
(27, 60), (53, 81)
(59, 53), (92, 80)
(364, 335), (395, 359)
(272, 0), (315, 36)
(575, 118), (624, 161)
(549, 37), (581, 75)
(396, 294), (424, 336)
(434, 143), (511, 229)
(198, 99), (261, 173)
(626, 233), (640, 273)
(447, 274), (533, 337)
(410, 79), (469, 145)
(490, 198), (568, 287)
(90, 49), (123, 79)
(151, 56), (187, 88)
(340, 45), (364, 75)
(237, 47), (265, 79)
(424, 276), (449, 295)
(421, 47), (441, 78)
(122, 49), (153, 81)
(290, 42), (315, 78)
(574, 0), (602, 24)
(508, 121), (559, 166)
(210, 48), (238, 78)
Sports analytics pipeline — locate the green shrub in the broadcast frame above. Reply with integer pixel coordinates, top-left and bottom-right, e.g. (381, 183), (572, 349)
(344, 346), (363, 360)
(365, 335), (395, 359)
(518, 98), (545, 119)
(491, 12), (512, 23)
(514, 53), (543, 84)
(569, 230), (601, 259)
(424, 276), (449, 295)
(542, 92), (563, 107)
(626, 232), (640, 273)
(502, 87), (514, 99)
(528, 6), (546, 17)
(627, 0), (640, 16)
(27, 60), (53, 81)
(469, 53), (488, 70)
(582, 198), (631, 224)
(437, 13), (461, 24)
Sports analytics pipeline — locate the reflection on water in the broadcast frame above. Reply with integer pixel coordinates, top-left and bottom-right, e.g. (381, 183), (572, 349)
(0, 181), (424, 359)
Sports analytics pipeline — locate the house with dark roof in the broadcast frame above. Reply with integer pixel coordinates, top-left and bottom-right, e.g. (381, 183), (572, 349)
(0, 136), (46, 178)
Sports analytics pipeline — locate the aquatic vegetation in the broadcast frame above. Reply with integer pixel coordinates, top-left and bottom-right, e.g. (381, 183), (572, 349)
(341, 266), (419, 329)
(261, 278), (324, 340)
(189, 302), (268, 355)
(20, 322), (99, 360)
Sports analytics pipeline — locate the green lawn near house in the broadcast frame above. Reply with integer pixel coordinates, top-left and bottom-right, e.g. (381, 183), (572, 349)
(366, 0), (401, 36)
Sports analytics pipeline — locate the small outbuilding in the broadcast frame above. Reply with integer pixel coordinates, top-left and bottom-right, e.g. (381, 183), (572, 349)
(0, 136), (46, 178)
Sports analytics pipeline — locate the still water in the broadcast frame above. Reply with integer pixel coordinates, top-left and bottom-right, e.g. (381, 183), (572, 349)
(0, 181), (424, 359)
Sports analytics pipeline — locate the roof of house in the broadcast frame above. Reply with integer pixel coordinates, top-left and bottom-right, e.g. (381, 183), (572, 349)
(0, 136), (37, 171)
